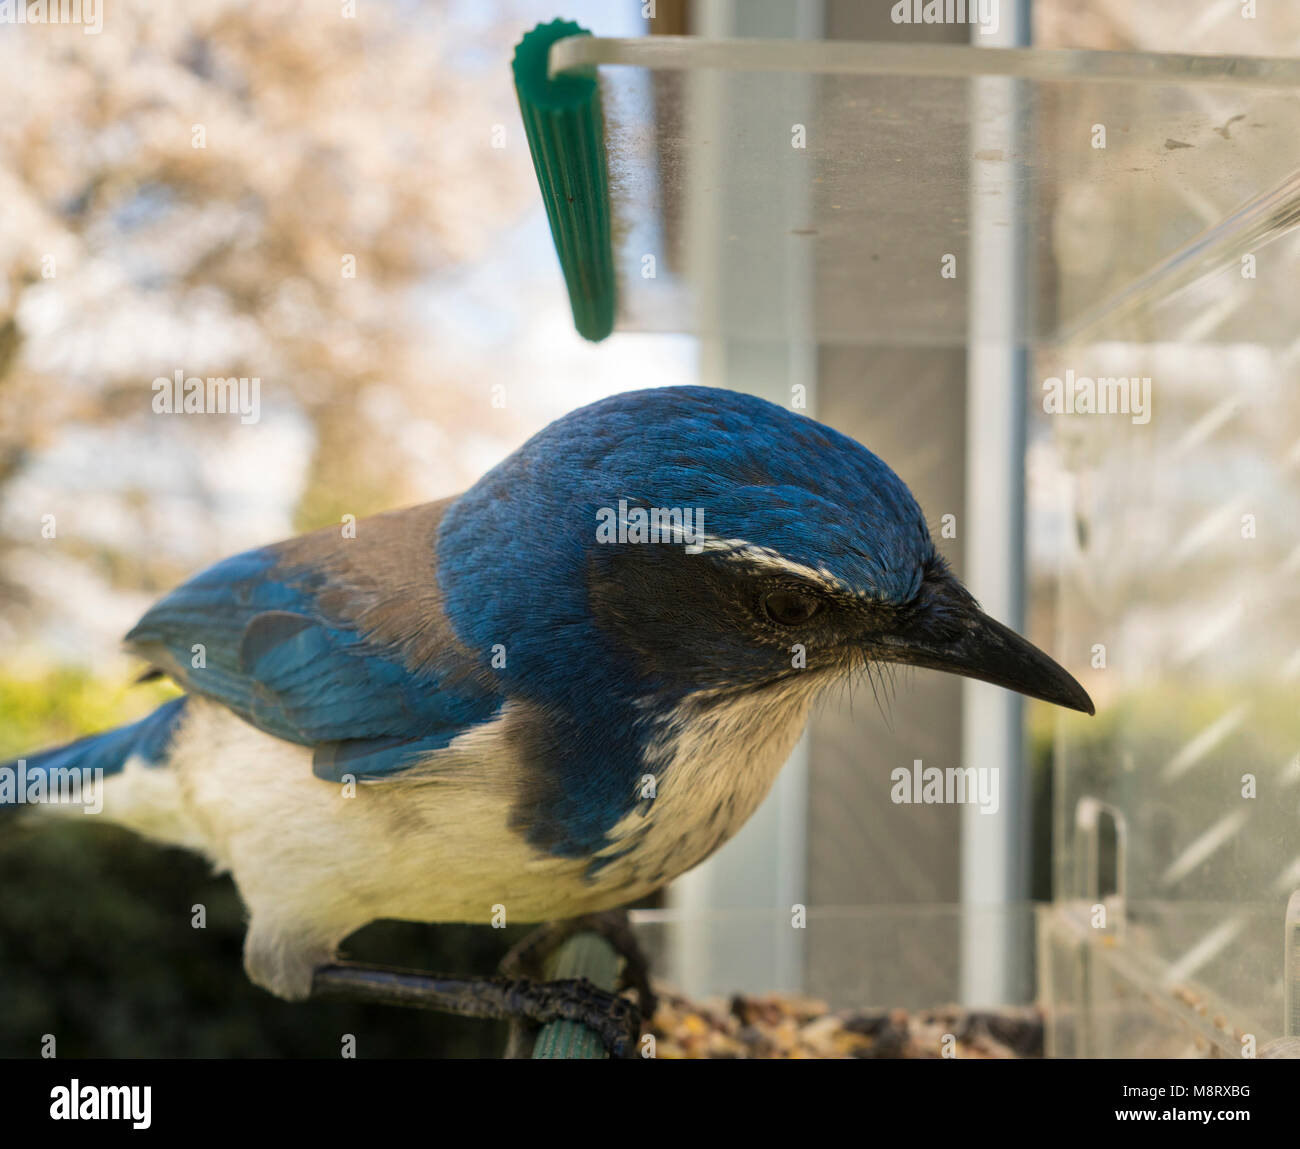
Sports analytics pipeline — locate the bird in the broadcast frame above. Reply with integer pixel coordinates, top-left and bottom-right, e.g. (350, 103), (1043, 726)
(2, 385), (1092, 1047)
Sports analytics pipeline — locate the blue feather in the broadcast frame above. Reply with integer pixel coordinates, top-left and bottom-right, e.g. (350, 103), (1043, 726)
(0, 697), (189, 813)
(124, 503), (504, 780)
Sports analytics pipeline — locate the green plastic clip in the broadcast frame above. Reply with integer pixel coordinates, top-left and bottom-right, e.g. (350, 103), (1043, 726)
(512, 20), (616, 342)
(531, 933), (625, 1059)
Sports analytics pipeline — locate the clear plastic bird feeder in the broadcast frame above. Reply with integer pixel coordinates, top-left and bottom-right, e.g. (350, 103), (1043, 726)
(518, 23), (1300, 1056)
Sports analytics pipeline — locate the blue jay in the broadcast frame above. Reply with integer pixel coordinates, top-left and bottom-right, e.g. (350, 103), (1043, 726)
(3, 386), (1091, 1050)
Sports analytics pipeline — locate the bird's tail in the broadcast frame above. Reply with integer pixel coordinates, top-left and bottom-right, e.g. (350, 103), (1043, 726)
(0, 696), (189, 821)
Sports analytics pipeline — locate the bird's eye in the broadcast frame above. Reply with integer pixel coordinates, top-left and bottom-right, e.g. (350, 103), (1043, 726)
(762, 589), (820, 627)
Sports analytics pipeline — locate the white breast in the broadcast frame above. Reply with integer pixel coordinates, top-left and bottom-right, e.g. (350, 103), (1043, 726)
(87, 682), (817, 996)
(580, 678), (817, 898)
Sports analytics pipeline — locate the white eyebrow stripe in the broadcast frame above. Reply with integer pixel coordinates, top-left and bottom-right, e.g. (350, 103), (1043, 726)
(689, 534), (850, 593)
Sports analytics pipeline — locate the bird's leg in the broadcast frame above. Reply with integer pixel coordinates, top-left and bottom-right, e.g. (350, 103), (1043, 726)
(497, 910), (657, 1059)
(500, 909), (658, 1017)
(310, 963), (641, 1059)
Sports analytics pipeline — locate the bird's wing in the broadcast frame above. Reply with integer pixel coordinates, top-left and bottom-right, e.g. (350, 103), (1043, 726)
(124, 500), (502, 780)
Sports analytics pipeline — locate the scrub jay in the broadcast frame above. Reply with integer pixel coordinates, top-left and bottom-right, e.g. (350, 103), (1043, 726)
(3, 386), (1092, 1054)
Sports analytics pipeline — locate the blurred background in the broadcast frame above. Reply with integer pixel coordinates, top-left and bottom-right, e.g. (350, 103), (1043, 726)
(1, 0), (1298, 1057)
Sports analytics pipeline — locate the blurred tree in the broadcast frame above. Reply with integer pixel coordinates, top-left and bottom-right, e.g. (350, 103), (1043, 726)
(0, 0), (543, 1057)
(0, 0), (535, 649)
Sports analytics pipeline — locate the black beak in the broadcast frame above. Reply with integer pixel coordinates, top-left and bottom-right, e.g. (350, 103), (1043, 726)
(872, 573), (1095, 716)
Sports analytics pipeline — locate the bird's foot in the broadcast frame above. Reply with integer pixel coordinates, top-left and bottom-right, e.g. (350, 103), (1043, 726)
(310, 962), (641, 1059)
(500, 908), (658, 1019)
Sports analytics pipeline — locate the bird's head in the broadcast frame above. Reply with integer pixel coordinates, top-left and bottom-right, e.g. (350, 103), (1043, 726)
(439, 386), (1093, 718)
